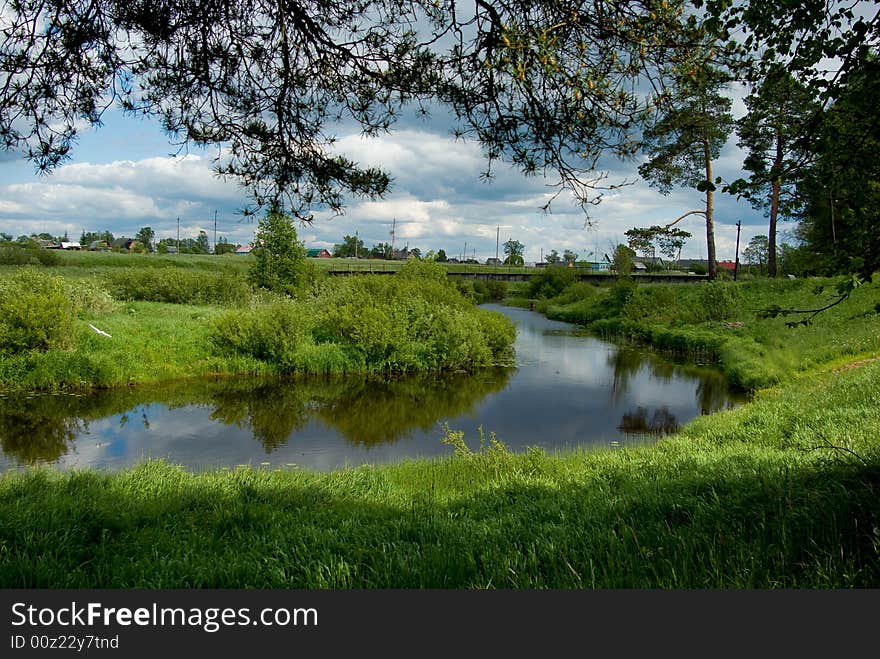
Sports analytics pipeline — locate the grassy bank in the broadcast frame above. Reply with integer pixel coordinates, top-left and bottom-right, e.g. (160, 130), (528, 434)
(0, 259), (515, 391)
(523, 272), (880, 390)
(1, 359), (877, 587)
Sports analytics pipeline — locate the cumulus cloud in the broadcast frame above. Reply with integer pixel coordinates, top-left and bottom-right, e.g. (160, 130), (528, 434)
(0, 115), (766, 260)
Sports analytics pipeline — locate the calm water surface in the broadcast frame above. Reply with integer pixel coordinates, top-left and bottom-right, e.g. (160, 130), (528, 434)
(0, 305), (746, 472)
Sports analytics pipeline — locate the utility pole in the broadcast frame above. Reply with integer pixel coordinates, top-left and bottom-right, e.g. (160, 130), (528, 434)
(495, 226), (500, 262)
(355, 230), (359, 259)
(213, 210), (217, 254)
(734, 220), (742, 281)
(390, 218), (396, 256)
(463, 241), (467, 263)
(176, 217), (180, 255)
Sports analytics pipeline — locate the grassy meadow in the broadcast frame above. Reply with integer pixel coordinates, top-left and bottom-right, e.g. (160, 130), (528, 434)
(0, 251), (878, 587)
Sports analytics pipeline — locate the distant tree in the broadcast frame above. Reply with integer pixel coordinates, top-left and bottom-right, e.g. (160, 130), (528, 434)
(333, 234), (365, 258)
(248, 209), (308, 294)
(625, 227), (657, 259)
(214, 236), (237, 255)
(546, 249), (561, 264)
(639, 46), (734, 280)
(408, 247), (421, 260)
(195, 231), (210, 254)
(135, 226), (155, 252)
(503, 239), (524, 266)
(435, 249), (448, 263)
(612, 244), (636, 278)
(369, 242), (392, 259)
(742, 235), (770, 271)
(655, 227), (691, 262)
(0, 233), (12, 242)
(562, 249), (578, 265)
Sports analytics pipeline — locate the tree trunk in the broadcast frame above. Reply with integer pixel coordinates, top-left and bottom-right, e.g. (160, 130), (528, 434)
(704, 141), (717, 280)
(768, 132), (783, 277)
(768, 177), (780, 277)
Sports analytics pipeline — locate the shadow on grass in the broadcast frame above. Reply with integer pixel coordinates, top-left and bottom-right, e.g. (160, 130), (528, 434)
(0, 452), (877, 589)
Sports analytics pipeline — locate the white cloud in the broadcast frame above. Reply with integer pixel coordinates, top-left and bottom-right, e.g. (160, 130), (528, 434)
(0, 118), (766, 260)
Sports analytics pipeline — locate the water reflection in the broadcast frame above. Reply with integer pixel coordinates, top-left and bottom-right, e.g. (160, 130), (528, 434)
(0, 395), (84, 464)
(0, 306), (747, 472)
(0, 371), (511, 467)
(618, 406), (680, 436)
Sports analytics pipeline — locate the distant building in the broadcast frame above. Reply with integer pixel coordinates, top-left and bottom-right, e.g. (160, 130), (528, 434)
(717, 260), (737, 271)
(485, 257), (502, 266)
(675, 259), (709, 272)
(60, 242), (82, 250)
(234, 244), (253, 255)
(632, 256), (665, 271)
(306, 248), (332, 258)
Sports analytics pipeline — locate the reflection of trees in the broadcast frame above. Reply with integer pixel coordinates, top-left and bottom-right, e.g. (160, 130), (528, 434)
(617, 406), (680, 436)
(318, 369), (511, 445)
(0, 396), (84, 464)
(609, 348), (646, 398)
(607, 345), (746, 413)
(0, 369), (513, 464)
(696, 374), (735, 414)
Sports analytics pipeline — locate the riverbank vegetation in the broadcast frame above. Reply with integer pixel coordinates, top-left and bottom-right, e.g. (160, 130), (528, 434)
(519, 269), (880, 391)
(0, 252), (878, 587)
(0, 252), (515, 392)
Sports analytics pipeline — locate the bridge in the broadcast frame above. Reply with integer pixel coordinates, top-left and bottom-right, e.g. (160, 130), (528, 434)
(326, 268), (708, 284)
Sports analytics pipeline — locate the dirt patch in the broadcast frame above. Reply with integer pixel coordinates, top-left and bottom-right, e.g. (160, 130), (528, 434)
(833, 356), (880, 373)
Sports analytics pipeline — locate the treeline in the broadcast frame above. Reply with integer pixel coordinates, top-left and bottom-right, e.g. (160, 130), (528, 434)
(0, 229), (241, 255)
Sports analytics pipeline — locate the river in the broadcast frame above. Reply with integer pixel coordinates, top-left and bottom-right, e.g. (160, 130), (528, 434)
(0, 305), (746, 472)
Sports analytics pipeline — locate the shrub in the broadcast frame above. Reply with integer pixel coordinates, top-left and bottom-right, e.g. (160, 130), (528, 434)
(553, 282), (597, 306)
(103, 268), (249, 305)
(485, 279), (508, 300)
(528, 265), (576, 299)
(66, 279), (117, 315)
(688, 281), (743, 322)
(210, 302), (313, 367)
(0, 269), (76, 354)
(0, 244), (60, 266)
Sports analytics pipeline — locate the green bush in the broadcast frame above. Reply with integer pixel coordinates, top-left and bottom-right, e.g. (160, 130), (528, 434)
(0, 244), (60, 266)
(0, 269), (76, 354)
(528, 265), (576, 299)
(210, 302), (313, 368)
(485, 279), (508, 300)
(688, 281), (743, 322)
(103, 268), (250, 305)
(554, 282), (597, 306)
(211, 273), (517, 374)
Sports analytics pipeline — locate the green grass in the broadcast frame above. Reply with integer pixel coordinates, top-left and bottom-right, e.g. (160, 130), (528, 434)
(0, 360), (877, 588)
(536, 276), (880, 390)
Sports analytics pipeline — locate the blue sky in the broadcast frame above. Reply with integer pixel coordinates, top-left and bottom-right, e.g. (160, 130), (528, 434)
(0, 97), (770, 263)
